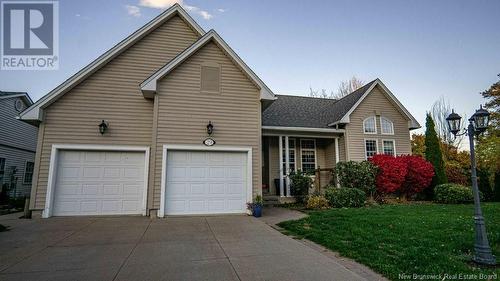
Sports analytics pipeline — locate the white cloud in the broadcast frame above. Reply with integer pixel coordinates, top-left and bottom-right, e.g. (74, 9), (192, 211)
(138, 0), (213, 20)
(125, 5), (142, 17)
(139, 0), (183, 9)
(198, 10), (212, 20)
(217, 8), (225, 13)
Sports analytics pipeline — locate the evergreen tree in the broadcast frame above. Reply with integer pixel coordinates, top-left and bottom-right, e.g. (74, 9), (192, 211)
(424, 114), (448, 191)
(478, 169), (493, 201)
(494, 171), (500, 202)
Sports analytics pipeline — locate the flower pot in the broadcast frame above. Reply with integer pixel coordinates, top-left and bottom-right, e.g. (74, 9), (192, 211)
(252, 205), (262, 217)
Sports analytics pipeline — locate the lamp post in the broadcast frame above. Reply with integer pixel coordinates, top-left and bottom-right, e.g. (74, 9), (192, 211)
(446, 106), (496, 265)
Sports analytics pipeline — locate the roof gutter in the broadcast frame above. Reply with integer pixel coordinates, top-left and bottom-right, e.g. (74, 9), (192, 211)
(262, 126), (345, 133)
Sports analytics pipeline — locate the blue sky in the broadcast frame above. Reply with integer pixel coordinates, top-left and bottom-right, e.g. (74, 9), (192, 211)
(1, 0), (499, 135)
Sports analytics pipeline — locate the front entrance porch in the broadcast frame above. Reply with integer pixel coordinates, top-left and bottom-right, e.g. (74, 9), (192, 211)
(261, 127), (345, 202)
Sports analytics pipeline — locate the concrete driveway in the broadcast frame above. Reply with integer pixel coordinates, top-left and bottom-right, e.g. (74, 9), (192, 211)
(0, 211), (370, 281)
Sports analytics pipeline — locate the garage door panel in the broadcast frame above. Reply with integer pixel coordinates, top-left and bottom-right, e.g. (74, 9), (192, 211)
(103, 167), (120, 178)
(53, 150), (146, 216)
(103, 184), (121, 195)
(61, 167), (80, 179)
(84, 152), (101, 162)
(165, 151), (247, 215)
(190, 167), (205, 178)
(208, 167), (225, 178)
(61, 151), (81, 162)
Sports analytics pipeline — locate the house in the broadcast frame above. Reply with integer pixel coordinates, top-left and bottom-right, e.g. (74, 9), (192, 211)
(0, 91), (38, 199)
(18, 4), (420, 218)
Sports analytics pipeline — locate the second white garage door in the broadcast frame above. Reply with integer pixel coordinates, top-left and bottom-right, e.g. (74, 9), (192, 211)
(165, 151), (248, 215)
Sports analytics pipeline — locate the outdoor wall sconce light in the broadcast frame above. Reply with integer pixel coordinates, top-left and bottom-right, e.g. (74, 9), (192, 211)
(446, 105), (495, 265)
(99, 120), (108, 135)
(207, 121), (214, 136)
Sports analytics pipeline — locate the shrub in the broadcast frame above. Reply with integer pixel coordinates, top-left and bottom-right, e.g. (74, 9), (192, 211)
(289, 170), (312, 202)
(400, 155), (434, 198)
(335, 161), (378, 196)
(445, 163), (469, 185)
(324, 187), (366, 208)
(306, 195), (329, 210)
(370, 154), (407, 194)
(434, 183), (483, 204)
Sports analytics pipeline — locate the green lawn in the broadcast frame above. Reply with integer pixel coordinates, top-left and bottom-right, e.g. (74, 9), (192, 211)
(278, 203), (500, 280)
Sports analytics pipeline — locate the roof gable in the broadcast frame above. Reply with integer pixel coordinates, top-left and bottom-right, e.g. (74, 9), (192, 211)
(329, 79), (420, 129)
(140, 30), (275, 101)
(19, 4), (204, 123)
(0, 91), (33, 105)
(263, 79), (420, 130)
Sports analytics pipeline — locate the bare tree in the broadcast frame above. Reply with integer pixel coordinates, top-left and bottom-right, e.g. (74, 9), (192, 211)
(309, 87), (334, 99)
(309, 76), (365, 99)
(430, 97), (465, 148)
(336, 76), (365, 99)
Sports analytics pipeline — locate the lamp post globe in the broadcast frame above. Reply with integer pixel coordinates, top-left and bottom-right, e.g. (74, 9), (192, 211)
(471, 105), (490, 134)
(445, 110), (462, 136)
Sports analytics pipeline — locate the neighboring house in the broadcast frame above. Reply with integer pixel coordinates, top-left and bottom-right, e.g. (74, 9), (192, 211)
(19, 4), (420, 218)
(0, 91), (38, 199)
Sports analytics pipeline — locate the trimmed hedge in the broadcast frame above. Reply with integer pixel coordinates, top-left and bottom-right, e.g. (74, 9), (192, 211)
(325, 187), (366, 208)
(335, 161), (377, 196)
(434, 183), (483, 204)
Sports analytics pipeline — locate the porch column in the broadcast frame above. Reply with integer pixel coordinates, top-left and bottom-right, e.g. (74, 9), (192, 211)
(335, 137), (340, 187)
(278, 135), (284, 197)
(285, 136), (291, 197)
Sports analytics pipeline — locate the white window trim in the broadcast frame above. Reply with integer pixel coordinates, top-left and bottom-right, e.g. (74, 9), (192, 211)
(159, 144), (253, 218)
(23, 160), (35, 184)
(364, 138), (379, 160)
(382, 139), (397, 156)
(363, 116), (377, 134)
(300, 139), (317, 171)
(380, 117), (394, 135)
(282, 138), (297, 174)
(43, 144), (150, 218)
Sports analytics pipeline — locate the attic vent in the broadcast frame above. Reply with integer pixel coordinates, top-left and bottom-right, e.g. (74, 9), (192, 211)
(201, 65), (220, 92)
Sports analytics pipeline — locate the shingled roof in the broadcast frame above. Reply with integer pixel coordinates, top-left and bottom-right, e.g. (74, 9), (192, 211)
(262, 80), (377, 128)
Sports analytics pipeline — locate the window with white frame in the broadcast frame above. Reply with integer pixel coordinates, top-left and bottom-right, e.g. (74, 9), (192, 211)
(0, 158), (5, 185)
(282, 138), (296, 174)
(380, 117), (394, 134)
(365, 139), (378, 159)
(363, 116), (377, 134)
(24, 161), (34, 184)
(382, 140), (396, 156)
(300, 139), (316, 173)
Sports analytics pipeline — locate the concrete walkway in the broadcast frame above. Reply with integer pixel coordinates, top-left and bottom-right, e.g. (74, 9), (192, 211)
(0, 210), (377, 281)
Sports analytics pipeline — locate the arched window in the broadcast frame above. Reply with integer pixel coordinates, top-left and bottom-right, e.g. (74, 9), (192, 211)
(380, 117), (394, 135)
(363, 116), (377, 134)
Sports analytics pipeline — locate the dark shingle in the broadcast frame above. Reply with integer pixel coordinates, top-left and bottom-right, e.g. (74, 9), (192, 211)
(262, 80), (377, 128)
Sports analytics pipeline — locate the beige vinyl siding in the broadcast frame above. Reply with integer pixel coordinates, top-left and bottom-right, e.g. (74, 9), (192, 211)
(153, 41), (262, 208)
(346, 85), (411, 161)
(32, 15), (200, 209)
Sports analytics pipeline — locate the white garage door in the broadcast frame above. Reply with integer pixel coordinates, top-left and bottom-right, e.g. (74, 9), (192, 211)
(165, 151), (248, 215)
(53, 150), (146, 216)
